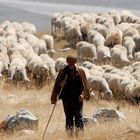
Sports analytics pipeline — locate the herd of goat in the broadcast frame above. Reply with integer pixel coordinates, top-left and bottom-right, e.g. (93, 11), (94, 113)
(0, 9), (140, 104)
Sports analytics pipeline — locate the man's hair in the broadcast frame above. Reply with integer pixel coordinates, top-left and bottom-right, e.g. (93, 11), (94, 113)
(66, 55), (77, 62)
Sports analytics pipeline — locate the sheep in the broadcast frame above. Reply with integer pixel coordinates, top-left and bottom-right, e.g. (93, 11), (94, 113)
(8, 50), (29, 83)
(78, 65), (91, 79)
(0, 61), (4, 79)
(91, 23), (108, 38)
(0, 52), (9, 79)
(87, 75), (113, 100)
(0, 52), (9, 71)
(101, 64), (115, 73)
(55, 57), (67, 72)
(81, 61), (96, 70)
(103, 17), (115, 29)
(96, 45), (111, 64)
(60, 16), (73, 39)
(32, 39), (47, 55)
(81, 60), (104, 76)
(27, 56), (49, 88)
(104, 66), (139, 102)
(22, 22), (36, 35)
(120, 10), (137, 23)
(87, 30), (105, 47)
(104, 73), (130, 100)
(8, 57), (30, 85)
(40, 54), (56, 80)
(124, 81), (140, 104)
(123, 27), (139, 37)
(77, 42), (97, 62)
(95, 15), (106, 24)
(65, 22), (82, 48)
(24, 34), (39, 47)
(6, 34), (17, 47)
(123, 36), (136, 60)
(76, 41), (89, 51)
(109, 10), (121, 25)
(133, 35), (140, 52)
(4, 24), (16, 35)
(80, 21), (92, 41)
(51, 12), (62, 38)
(109, 68), (135, 81)
(105, 27), (123, 48)
(89, 69), (104, 77)
(110, 45), (130, 67)
(40, 34), (55, 57)
(11, 21), (23, 34)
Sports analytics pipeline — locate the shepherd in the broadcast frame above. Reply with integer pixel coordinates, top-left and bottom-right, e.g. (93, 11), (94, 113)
(51, 55), (90, 137)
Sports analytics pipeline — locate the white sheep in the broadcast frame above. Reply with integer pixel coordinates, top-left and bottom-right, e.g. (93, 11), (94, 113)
(123, 27), (139, 37)
(8, 56), (29, 83)
(87, 30), (105, 47)
(40, 54), (56, 80)
(105, 27), (123, 48)
(110, 45), (130, 67)
(40, 34), (55, 57)
(109, 10), (121, 25)
(123, 36), (136, 60)
(27, 55), (49, 88)
(91, 23), (108, 38)
(32, 39), (47, 55)
(133, 35), (140, 52)
(87, 75), (113, 100)
(55, 57), (67, 72)
(81, 61), (96, 70)
(77, 42), (97, 61)
(96, 45), (111, 64)
(51, 12), (62, 38)
(0, 52), (9, 78)
(22, 22), (36, 35)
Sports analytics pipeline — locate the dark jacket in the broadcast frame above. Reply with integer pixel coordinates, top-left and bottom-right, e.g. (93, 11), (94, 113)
(51, 65), (90, 104)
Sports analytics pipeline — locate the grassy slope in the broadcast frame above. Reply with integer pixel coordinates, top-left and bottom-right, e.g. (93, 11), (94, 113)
(0, 34), (140, 140)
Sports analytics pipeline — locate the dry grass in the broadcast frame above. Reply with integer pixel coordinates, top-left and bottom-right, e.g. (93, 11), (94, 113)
(0, 38), (140, 140)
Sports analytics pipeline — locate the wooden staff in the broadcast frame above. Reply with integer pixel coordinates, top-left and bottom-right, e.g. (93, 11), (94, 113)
(41, 75), (68, 140)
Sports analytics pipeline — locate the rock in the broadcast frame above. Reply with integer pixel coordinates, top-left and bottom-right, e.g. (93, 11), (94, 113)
(92, 108), (126, 123)
(2, 108), (39, 133)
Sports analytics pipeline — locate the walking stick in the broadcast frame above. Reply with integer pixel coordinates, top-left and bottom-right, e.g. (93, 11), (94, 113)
(41, 75), (68, 140)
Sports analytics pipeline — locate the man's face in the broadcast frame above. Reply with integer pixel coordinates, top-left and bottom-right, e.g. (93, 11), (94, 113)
(67, 58), (76, 68)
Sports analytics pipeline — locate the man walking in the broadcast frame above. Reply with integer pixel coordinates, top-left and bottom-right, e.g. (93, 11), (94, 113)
(51, 55), (90, 136)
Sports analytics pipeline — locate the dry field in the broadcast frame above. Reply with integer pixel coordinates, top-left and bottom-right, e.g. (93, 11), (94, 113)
(0, 36), (140, 140)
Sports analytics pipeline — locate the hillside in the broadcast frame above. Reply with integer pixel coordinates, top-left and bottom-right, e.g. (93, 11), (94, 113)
(0, 36), (139, 140)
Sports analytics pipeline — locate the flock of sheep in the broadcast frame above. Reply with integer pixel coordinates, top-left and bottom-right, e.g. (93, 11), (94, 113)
(0, 9), (140, 104)
(0, 20), (56, 88)
(51, 10), (140, 104)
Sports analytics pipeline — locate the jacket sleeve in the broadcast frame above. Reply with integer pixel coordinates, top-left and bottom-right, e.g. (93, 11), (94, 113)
(51, 69), (63, 104)
(78, 67), (90, 100)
